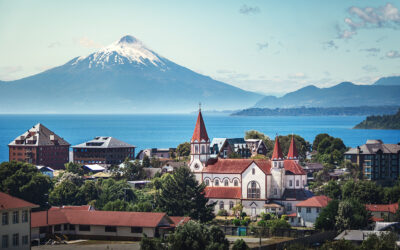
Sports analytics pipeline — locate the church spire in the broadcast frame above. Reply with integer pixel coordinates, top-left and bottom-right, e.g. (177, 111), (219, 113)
(191, 108), (209, 142)
(287, 135), (299, 159)
(271, 136), (283, 160)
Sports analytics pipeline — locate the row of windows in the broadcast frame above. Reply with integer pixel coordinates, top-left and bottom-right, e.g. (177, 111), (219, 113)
(2, 211), (28, 225)
(288, 180), (301, 187)
(297, 207), (320, 213)
(1, 234), (28, 248)
(45, 224), (143, 234)
(205, 179), (239, 187)
(219, 201), (235, 210)
(74, 148), (134, 152)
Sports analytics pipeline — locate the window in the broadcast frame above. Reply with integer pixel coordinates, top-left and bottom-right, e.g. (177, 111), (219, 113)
(79, 225), (91, 231)
(229, 201), (234, 210)
(247, 181), (261, 199)
(105, 226), (117, 232)
(289, 180), (293, 187)
(12, 234), (18, 247)
(2, 235), (8, 248)
(298, 217), (301, 223)
(287, 203), (292, 212)
(215, 179), (219, 186)
(274, 189), (277, 195)
(297, 207), (302, 213)
(316, 208), (320, 213)
(234, 180), (238, 186)
(69, 224), (75, 230)
(2, 213), (8, 225)
(201, 145), (205, 154)
(195, 145), (199, 153)
(252, 168), (255, 175)
(306, 207), (311, 213)
(296, 180), (299, 187)
(224, 180), (229, 186)
(12, 211), (19, 224)
(290, 217), (294, 223)
(219, 201), (224, 210)
(22, 210), (28, 223)
(205, 179), (210, 186)
(131, 227), (143, 233)
(54, 225), (61, 231)
(22, 235), (28, 245)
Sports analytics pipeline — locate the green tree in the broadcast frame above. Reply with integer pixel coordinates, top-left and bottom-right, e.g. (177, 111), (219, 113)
(277, 134), (311, 160)
(142, 155), (151, 168)
(245, 130), (267, 140)
(95, 178), (136, 210)
(140, 235), (166, 250)
(342, 180), (383, 204)
(335, 199), (370, 231)
(359, 232), (397, 250)
(123, 159), (146, 180)
(49, 180), (81, 206)
(103, 199), (134, 211)
(312, 133), (331, 151)
(133, 201), (153, 212)
(77, 180), (98, 204)
(320, 181), (341, 199)
(176, 142), (191, 158)
(267, 218), (291, 234)
(156, 167), (215, 222)
(64, 162), (84, 176)
(315, 199), (339, 231)
(232, 239), (250, 250)
(228, 152), (241, 159)
(320, 240), (354, 250)
(0, 161), (52, 207)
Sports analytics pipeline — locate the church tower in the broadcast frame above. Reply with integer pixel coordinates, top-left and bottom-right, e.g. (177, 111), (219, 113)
(189, 106), (210, 181)
(287, 135), (299, 163)
(270, 136), (285, 198)
(271, 136), (284, 168)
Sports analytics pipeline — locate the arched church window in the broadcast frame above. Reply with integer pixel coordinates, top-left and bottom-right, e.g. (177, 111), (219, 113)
(247, 181), (260, 199)
(224, 180), (229, 186)
(205, 179), (210, 186)
(234, 180), (239, 186)
(219, 201), (224, 210)
(215, 179), (219, 186)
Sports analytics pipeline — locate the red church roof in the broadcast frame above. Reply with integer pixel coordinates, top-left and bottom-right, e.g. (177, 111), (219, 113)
(203, 159), (271, 174)
(191, 110), (209, 142)
(271, 136), (283, 160)
(296, 195), (331, 208)
(0, 192), (38, 210)
(284, 160), (306, 175)
(204, 187), (242, 199)
(287, 135), (299, 159)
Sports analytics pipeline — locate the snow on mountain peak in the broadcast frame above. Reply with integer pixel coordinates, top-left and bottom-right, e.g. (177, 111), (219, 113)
(73, 35), (165, 69)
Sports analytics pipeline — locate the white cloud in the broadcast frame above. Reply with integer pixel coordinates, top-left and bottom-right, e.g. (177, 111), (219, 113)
(288, 72), (308, 79)
(78, 37), (102, 48)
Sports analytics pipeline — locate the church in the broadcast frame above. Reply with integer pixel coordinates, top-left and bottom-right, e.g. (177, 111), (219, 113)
(189, 109), (312, 217)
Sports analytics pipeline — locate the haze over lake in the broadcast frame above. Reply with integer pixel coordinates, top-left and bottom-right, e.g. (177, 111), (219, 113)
(1, 114), (400, 163)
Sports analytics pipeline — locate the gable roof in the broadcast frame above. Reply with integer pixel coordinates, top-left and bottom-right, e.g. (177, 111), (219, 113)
(0, 192), (39, 210)
(284, 160), (306, 175)
(203, 159), (271, 174)
(204, 187), (241, 199)
(169, 216), (191, 227)
(282, 189), (313, 201)
(345, 140), (400, 155)
(72, 137), (135, 148)
(191, 110), (209, 142)
(271, 136), (283, 160)
(296, 195), (331, 207)
(9, 123), (70, 147)
(32, 209), (171, 228)
(365, 203), (398, 214)
(287, 135), (299, 159)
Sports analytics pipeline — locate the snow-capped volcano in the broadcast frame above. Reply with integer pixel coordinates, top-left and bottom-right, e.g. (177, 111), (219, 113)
(72, 35), (166, 69)
(0, 35), (262, 113)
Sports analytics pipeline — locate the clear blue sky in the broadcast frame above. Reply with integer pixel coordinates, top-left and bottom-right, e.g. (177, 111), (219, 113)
(0, 0), (399, 95)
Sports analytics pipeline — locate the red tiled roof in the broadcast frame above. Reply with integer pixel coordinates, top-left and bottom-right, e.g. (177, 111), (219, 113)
(32, 210), (170, 228)
(271, 136), (283, 160)
(49, 205), (92, 211)
(365, 203), (398, 214)
(191, 110), (209, 142)
(296, 195), (331, 208)
(0, 192), (38, 210)
(371, 216), (384, 222)
(284, 160), (306, 175)
(204, 159), (271, 174)
(287, 212), (297, 217)
(169, 216), (191, 227)
(287, 135), (299, 159)
(204, 187), (242, 199)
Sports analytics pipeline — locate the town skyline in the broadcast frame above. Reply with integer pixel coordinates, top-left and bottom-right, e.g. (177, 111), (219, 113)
(1, 0), (400, 95)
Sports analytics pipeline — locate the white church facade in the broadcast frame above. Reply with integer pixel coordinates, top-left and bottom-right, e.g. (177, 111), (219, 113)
(189, 109), (312, 217)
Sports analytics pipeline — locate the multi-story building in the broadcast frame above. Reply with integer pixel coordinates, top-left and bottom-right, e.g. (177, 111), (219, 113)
(189, 109), (310, 217)
(0, 192), (39, 250)
(72, 137), (135, 166)
(8, 123), (70, 169)
(344, 140), (400, 183)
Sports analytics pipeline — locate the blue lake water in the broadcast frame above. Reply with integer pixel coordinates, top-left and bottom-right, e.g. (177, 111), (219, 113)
(1, 114), (400, 163)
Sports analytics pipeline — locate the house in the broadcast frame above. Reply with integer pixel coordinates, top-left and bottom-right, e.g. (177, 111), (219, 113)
(334, 230), (390, 244)
(36, 166), (54, 178)
(161, 161), (187, 173)
(344, 140), (400, 183)
(302, 162), (324, 181)
(82, 164), (106, 173)
(0, 192), (39, 249)
(209, 138), (267, 159)
(143, 168), (162, 178)
(31, 207), (189, 241)
(136, 148), (176, 160)
(189, 108), (309, 217)
(365, 203), (398, 222)
(245, 139), (268, 157)
(8, 123), (70, 169)
(72, 137), (135, 166)
(289, 195), (331, 227)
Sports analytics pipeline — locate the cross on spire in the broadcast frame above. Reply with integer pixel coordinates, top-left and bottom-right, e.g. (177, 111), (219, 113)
(199, 102), (201, 111)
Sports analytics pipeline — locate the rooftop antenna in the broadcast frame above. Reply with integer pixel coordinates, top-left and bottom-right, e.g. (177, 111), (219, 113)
(199, 102), (202, 112)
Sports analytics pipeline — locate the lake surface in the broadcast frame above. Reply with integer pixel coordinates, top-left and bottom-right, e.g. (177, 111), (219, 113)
(1, 114), (400, 163)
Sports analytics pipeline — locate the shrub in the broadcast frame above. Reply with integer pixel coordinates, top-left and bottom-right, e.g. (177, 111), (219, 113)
(257, 220), (267, 227)
(232, 239), (250, 250)
(240, 212), (247, 219)
(233, 218), (241, 226)
(217, 209), (228, 216)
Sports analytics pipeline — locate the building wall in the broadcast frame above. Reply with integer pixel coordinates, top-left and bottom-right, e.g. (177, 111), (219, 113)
(294, 207), (321, 228)
(241, 163), (267, 199)
(208, 199), (240, 214)
(202, 173), (241, 187)
(269, 165), (285, 199)
(73, 147), (135, 165)
(242, 200), (266, 217)
(0, 208), (31, 250)
(285, 174), (306, 189)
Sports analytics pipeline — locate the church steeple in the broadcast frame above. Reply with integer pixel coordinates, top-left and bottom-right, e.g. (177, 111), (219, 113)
(271, 136), (283, 161)
(191, 106), (209, 143)
(190, 106), (210, 166)
(287, 135), (299, 160)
